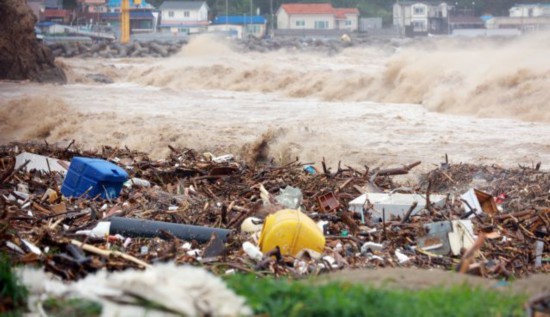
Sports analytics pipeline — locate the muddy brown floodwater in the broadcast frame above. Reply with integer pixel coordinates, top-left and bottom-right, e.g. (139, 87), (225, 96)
(1, 34), (549, 178)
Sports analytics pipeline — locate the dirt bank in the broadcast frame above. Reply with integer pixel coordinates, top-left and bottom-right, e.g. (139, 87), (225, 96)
(322, 268), (550, 296)
(0, 0), (66, 83)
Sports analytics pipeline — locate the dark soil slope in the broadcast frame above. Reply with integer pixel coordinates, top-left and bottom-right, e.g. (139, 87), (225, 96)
(0, 0), (66, 83)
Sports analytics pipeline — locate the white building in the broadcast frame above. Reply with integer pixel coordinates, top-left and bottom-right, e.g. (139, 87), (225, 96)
(509, 3), (550, 18)
(159, 1), (209, 34)
(393, 1), (449, 36)
(482, 3), (550, 33)
(276, 3), (359, 31)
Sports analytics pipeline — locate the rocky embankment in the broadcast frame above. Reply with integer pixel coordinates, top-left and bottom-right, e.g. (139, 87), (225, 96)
(237, 35), (395, 54)
(48, 39), (188, 59)
(0, 0), (66, 83)
(49, 35), (399, 59)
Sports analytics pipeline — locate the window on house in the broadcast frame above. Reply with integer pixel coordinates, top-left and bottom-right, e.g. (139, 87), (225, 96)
(184, 11), (190, 17)
(246, 25), (260, 33)
(345, 20), (352, 26)
(413, 7), (425, 15)
(314, 21), (328, 29)
(412, 20), (425, 31)
(168, 10), (174, 17)
(295, 20), (305, 27)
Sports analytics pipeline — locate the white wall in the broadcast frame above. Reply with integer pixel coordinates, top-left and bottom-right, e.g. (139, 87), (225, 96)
(340, 14), (358, 31)
(277, 9), (289, 29)
(161, 4), (208, 22)
(393, 4), (412, 27)
(510, 5), (550, 18)
(289, 14), (334, 29)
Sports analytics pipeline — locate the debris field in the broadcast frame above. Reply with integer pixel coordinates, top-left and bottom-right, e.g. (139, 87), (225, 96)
(0, 141), (548, 282)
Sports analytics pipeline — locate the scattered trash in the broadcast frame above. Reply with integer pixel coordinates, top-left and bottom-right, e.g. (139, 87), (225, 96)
(361, 242), (384, 254)
(275, 186), (303, 209)
(395, 249), (410, 264)
(1, 142), (548, 282)
(76, 221), (111, 238)
(461, 188), (498, 216)
(203, 234), (226, 258)
(61, 157), (129, 199)
(109, 217), (232, 243)
(212, 154), (234, 163)
(303, 165), (317, 175)
(317, 220), (329, 234)
(243, 241), (263, 261)
(41, 188), (58, 203)
(15, 152), (69, 175)
(140, 245), (149, 255)
(240, 217), (263, 233)
(21, 239), (42, 255)
(349, 192), (446, 222)
(318, 192), (340, 212)
(123, 177), (151, 188)
(6, 241), (25, 254)
(448, 220), (476, 256)
(535, 241), (544, 268)
(259, 209), (325, 256)
(417, 220), (475, 256)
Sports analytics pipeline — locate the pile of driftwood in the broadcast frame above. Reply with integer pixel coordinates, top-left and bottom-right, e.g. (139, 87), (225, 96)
(0, 142), (547, 281)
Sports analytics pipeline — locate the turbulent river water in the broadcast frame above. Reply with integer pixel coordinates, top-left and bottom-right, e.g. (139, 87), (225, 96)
(1, 34), (549, 176)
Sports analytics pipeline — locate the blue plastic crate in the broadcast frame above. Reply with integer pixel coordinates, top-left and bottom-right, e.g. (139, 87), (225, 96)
(61, 157), (128, 199)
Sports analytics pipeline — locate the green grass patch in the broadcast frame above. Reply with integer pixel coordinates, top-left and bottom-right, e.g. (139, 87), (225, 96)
(42, 298), (102, 317)
(0, 254), (28, 316)
(225, 274), (527, 317)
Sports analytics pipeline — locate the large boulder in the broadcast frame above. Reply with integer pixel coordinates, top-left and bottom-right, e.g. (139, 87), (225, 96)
(0, 0), (66, 83)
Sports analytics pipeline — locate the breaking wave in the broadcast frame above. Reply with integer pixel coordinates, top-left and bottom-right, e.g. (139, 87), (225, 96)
(123, 33), (550, 122)
(0, 96), (69, 142)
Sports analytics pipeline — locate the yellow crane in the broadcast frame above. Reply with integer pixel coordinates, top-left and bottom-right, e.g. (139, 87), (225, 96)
(120, 0), (140, 43)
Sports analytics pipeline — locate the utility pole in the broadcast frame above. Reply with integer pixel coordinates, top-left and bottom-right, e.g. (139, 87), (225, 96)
(270, 0), (274, 36)
(120, 0), (130, 43)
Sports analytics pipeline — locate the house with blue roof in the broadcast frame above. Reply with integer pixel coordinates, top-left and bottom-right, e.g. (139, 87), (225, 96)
(211, 15), (267, 38)
(96, 0), (157, 34)
(100, 9), (158, 33)
(106, 0), (153, 10)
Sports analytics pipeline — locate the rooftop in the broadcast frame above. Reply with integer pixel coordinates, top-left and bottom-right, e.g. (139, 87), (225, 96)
(279, 3), (359, 16)
(213, 15), (267, 24)
(159, 1), (206, 11)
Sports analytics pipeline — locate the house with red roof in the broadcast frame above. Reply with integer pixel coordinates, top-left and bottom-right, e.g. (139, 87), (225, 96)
(276, 3), (359, 31)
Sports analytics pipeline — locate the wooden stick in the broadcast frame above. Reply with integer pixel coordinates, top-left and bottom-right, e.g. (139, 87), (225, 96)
(1, 159), (30, 184)
(400, 202), (418, 225)
(338, 178), (353, 191)
(382, 208), (387, 240)
(32, 202), (52, 215)
(377, 161), (422, 177)
(456, 232), (486, 274)
(64, 139), (75, 152)
(71, 239), (152, 269)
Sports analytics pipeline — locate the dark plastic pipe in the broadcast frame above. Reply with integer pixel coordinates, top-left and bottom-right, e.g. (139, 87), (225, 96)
(110, 217), (232, 243)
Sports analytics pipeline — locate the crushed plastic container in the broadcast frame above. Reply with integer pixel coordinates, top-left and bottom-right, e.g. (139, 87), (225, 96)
(259, 209), (325, 257)
(61, 157), (128, 199)
(274, 186), (303, 209)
